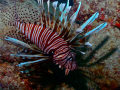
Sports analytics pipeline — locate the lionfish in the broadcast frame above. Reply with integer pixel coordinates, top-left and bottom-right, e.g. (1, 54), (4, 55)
(1, 0), (107, 75)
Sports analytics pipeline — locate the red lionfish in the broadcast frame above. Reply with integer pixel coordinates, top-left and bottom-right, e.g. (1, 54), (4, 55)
(1, 0), (107, 75)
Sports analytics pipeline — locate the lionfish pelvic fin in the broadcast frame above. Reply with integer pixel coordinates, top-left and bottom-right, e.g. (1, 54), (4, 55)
(1, 0), (108, 76)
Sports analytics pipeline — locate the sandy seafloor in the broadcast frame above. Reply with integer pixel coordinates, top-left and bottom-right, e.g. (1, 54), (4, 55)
(0, 0), (120, 90)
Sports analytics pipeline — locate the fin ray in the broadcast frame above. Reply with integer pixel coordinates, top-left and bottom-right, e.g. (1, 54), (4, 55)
(3, 36), (41, 52)
(16, 58), (47, 67)
(76, 12), (99, 33)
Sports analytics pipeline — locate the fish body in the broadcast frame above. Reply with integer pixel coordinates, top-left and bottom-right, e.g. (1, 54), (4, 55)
(15, 20), (77, 75)
(1, 0), (107, 75)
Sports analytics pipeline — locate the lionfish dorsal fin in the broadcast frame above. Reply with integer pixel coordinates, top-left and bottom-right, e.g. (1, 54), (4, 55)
(37, 0), (72, 34)
(47, 0), (50, 13)
(52, 1), (58, 17)
(59, 3), (66, 13)
(70, 2), (81, 24)
(59, 0), (69, 22)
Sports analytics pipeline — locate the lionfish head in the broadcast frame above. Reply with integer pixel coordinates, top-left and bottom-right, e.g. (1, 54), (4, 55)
(1, 0), (107, 76)
(53, 51), (77, 75)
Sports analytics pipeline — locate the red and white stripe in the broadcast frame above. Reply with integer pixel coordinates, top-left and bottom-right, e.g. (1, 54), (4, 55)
(15, 20), (77, 74)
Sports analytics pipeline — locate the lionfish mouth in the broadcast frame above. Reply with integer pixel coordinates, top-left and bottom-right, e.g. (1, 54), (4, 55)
(1, 0), (107, 75)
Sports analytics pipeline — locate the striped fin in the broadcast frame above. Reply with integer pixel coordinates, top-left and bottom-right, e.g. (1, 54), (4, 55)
(60, 3), (71, 26)
(80, 22), (107, 39)
(3, 29), (32, 45)
(37, 0), (73, 37)
(76, 12), (99, 33)
(3, 36), (42, 52)
(69, 11), (107, 44)
(1, 0), (108, 76)
(1, 0), (75, 38)
(70, 12), (99, 43)
(70, 2), (81, 24)
(16, 58), (48, 67)
(10, 53), (49, 58)
(69, 23), (107, 44)
(47, 0), (51, 27)
(70, 22), (107, 45)
(52, 1), (58, 17)
(35, 0), (76, 38)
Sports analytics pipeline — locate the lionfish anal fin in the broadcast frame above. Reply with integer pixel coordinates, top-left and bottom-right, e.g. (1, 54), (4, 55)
(1, 0), (108, 76)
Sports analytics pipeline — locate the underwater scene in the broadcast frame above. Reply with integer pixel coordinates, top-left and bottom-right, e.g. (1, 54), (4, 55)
(0, 0), (120, 90)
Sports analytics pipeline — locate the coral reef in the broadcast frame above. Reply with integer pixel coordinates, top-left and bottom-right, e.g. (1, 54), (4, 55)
(70, 0), (120, 89)
(0, 0), (120, 90)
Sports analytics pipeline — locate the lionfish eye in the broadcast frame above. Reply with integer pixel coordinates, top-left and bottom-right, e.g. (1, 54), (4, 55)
(1, 0), (107, 76)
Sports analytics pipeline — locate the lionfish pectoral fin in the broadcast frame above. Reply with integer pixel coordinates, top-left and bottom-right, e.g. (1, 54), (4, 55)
(76, 12), (99, 33)
(16, 58), (48, 67)
(3, 36), (41, 52)
(78, 22), (107, 40)
(69, 12), (99, 43)
(71, 48), (85, 54)
(93, 22), (107, 33)
(70, 22), (107, 43)
(84, 42), (92, 47)
(70, 12), (99, 42)
(30, 44), (42, 51)
(65, 69), (70, 75)
(11, 53), (49, 58)
(83, 22), (107, 37)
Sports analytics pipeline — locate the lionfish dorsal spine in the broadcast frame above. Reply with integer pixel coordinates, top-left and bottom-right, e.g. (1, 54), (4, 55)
(52, 1), (58, 17)
(70, 2), (81, 24)
(2, 0), (108, 75)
